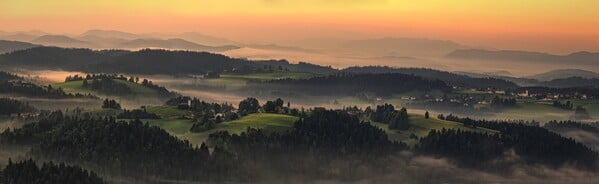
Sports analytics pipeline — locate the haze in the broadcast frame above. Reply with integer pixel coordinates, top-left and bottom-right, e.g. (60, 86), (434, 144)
(2, 0), (599, 54)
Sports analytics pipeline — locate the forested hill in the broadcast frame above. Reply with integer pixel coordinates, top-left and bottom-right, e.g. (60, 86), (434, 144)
(0, 47), (119, 70)
(246, 73), (452, 96)
(342, 66), (519, 89)
(0, 46), (335, 75)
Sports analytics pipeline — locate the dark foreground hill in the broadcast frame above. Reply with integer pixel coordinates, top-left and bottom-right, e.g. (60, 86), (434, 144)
(0, 47), (335, 75)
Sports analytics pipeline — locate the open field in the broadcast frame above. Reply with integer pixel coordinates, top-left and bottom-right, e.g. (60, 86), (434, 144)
(53, 80), (158, 97)
(369, 114), (499, 146)
(53, 80), (167, 107)
(144, 113), (299, 146)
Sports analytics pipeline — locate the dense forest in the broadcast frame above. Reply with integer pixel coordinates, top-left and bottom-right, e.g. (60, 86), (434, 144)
(0, 105), (597, 182)
(367, 104), (410, 130)
(0, 97), (36, 115)
(342, 66), (519, 89)
(0, 159), (104, 184)
(0, 81), (91, 99)
(0, 110), (405, 182)
(0, 47), (335, 75)
(246, 73), (451, 97)
(430, 114), (599, 170)
(544, 120), (599, 134)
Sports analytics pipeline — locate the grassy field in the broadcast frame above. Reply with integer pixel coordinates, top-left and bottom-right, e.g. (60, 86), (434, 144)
(144, 113), (299, 146)
(53, 80), (159, 97)
(369, 114), (498, 146)
(53, 80), (167, 107)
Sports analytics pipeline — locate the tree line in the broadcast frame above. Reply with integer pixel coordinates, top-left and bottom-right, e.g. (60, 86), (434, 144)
(366, 103), (410, 130)
(0, 110), (406, 182)
(245, 73), (451, 97)
(0, 159), (103, 184)
(0, 81), (93, 99)
(0, 98), (36, 115)
(429, 114), (599, 170)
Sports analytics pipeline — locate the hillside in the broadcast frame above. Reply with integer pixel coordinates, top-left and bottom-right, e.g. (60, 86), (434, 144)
(0, 47), (117, 70)
(369, 114), (498, 145)
(527, 69), (599, 81)
(446, 49), (599, 65)
(31, 35), (94, 48)
(146, 113), (299, 146)
(0, 40), (40, 54)
(80, 29), (142, 40)
(246, 73), (452, 97)
(540, 77), (599, 88)
(0, 46), (335, 75)
(118, 38), (240, 52)
(342, 66), (519, 89)
(337, 37), (469, 57)
(52, 78), (176, 105)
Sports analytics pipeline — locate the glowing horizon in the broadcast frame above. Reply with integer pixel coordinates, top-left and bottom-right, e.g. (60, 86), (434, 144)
(1, 0), (599, 54)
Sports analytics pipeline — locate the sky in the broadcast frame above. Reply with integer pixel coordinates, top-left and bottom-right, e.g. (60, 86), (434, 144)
(1, 0), (599, 54)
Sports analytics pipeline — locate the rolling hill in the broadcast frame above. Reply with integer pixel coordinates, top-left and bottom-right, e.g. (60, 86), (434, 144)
(117, 38), (240, 52)
(369, 114), (498, 145)
(80, 29), (143, 40)
(31, 35), (95, 48)
(337, 37), (469, 57)
(446, 49), (599, 65)
(0, 40), (40, 54)
(0, 46), (335, 75)
(527, 69), (599, 81)
(342, 66), (519, 89)
(145, 113), (299, 146)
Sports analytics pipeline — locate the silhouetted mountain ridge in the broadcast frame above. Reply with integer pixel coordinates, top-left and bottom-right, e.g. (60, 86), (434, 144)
(527, 69), (599, 81)
(0, 40), (40, 54)
(447, 49), (599, 65)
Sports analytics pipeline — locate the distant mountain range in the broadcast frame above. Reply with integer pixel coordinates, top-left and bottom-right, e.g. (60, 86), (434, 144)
(446, 49), (599, 65)
(538, 77), (599, 88)
(335, 37), (470, 57)
(117, 38), (240, 52)
(31, 35), (94, 48)
(458, 69), (599, 88)
(245, 44), (319, 53)
(175, 32), (237, 46)
(80, 29), (143, 40)
(526, 69), (599, 81)
(0, 30), (241, 52)
(342, 66), (519, 89)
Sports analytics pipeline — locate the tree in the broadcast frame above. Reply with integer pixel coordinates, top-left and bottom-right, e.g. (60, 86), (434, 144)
(274, 98), (284, 107)
(102, 99), (121, 109)
(238, 97), (260, 115)
(82, 79), (89, 87)
(263, 101), (277, 113)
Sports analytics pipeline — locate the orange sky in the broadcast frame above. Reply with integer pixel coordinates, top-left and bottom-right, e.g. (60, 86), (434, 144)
(1, 0), (598, 53)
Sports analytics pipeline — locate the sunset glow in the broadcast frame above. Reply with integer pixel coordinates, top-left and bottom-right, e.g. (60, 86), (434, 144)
(2, 0), (599, 53)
